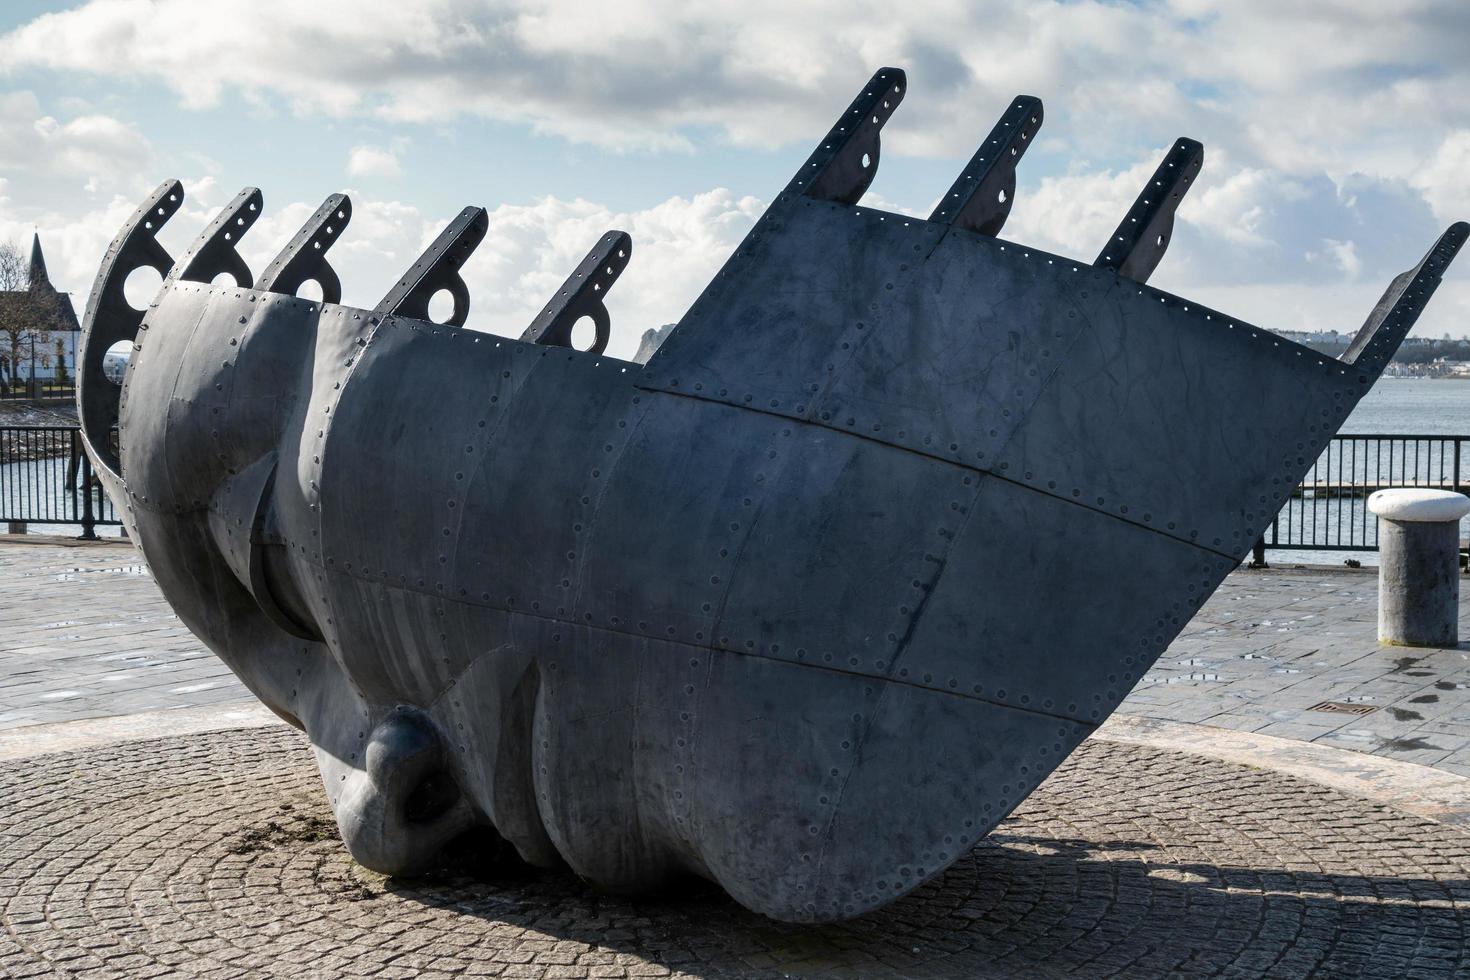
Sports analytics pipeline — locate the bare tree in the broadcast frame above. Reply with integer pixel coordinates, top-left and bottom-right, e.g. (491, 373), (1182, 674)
(0, 241), (60, 395)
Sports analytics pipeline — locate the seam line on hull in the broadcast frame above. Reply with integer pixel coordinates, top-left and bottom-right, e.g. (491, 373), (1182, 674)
(129, 496), (1098, 731)
(633, 385), (1245, 564)
(317, 569), (1098, 729)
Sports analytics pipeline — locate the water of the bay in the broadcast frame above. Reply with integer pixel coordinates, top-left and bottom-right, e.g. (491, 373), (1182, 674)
(1342, 378), (1470, 435)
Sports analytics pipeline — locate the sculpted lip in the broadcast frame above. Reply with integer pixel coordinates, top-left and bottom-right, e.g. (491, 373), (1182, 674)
(75, 68), (1467, 923)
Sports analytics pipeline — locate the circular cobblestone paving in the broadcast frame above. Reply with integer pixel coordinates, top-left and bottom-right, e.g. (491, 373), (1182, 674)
(2, 729), (1469, 979)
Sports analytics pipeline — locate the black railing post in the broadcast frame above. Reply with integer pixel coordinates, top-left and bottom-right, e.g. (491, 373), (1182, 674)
(1458, 438), (1468, 571)
(1456, 438), (1463, 495)
(76, 431), (98, 541)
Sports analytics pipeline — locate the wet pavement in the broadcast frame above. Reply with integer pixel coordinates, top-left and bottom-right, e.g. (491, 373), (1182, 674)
(1130, 564), (1470, 776)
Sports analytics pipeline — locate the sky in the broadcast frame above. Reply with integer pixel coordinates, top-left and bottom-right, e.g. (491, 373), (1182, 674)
(0, 0), (1466, 360)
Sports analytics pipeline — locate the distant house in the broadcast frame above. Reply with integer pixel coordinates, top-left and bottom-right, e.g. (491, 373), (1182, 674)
(0, 233), (81, 386)
(1440, 360), (1470, 378)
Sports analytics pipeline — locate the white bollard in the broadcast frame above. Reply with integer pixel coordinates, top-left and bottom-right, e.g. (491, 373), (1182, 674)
(1368, 488), (1470, 647)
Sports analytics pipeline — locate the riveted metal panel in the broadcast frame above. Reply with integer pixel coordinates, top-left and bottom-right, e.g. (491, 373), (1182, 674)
(812, 231), (1093, 468)
(205, 450), (277, 589)
(445, 351), (636, 621)
(495, 611), (1096, 923)
(313, 326), (556, 700)
(681, 650), (1092, 922)
(271, 303), (394, 570)
(993, 280), (1362, 556)
(428, 619), (558, 868)
(640, 198), (946, 417)
(242, 298), (384, 675)
(317, 324), (542, 595)
(571, 393), (792, 646)
(161, 289), (320, 514)
(528, 620), (704, 893)
(712, 427), (979, 677)
(899, 477), (1234, 725)
(313, 569), (450, 704)
(115, 282), (213, 509)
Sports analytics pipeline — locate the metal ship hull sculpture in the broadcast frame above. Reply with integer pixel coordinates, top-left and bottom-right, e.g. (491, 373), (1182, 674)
(79, 69), (1465, 922)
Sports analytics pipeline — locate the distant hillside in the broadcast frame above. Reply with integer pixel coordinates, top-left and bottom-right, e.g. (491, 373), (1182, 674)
(1277, 330), (1470, 365)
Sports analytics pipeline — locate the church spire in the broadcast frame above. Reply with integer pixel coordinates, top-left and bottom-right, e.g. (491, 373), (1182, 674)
(28, 232), (47, 290)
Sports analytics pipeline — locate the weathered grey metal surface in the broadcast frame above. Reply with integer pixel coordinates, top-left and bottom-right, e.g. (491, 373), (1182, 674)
(78, 67), (1467, 923)
(519, 231), (632, 354)
(929, 94), (1041, 234)
(1094, 137), (1202, 282)
(375, 206), (487, 327)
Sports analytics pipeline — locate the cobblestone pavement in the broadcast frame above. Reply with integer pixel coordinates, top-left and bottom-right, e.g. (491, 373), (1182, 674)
(5, 539), (1470, 776)
(4, 728), (1469, 979)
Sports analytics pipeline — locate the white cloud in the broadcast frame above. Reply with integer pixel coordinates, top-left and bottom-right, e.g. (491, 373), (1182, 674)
(0, 90), (150, 184)
(454, 188), (765, 359)
(2, 0), (1466, 168)
(1306, 239), (1362, 279)
(1412, 130), (1470, 226)
(1185, 168), (1285, 248)
(1003, 155), (1158, 259)
(346, 145), (403, 179)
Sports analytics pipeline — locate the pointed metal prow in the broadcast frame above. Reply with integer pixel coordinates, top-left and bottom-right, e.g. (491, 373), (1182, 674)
(1342, 222), (1469, 377)
(789, 68), (906, 205)
(172, 186), (263, 288)
(256, 193), (352, 303)
(1094, 137), (1203, 283)
(519, 231), (632, 355)
(374, 207), (488, 327)
(930, 95), (1042, 236)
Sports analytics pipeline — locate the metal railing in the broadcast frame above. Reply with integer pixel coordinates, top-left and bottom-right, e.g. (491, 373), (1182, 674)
(1261, 434), (1469, 556)
(0, 378), (77, 401)
(0, 426), (120, 538)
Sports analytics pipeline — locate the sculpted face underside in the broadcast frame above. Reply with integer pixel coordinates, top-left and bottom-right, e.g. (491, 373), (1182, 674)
(78, 68), (1466, 922)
